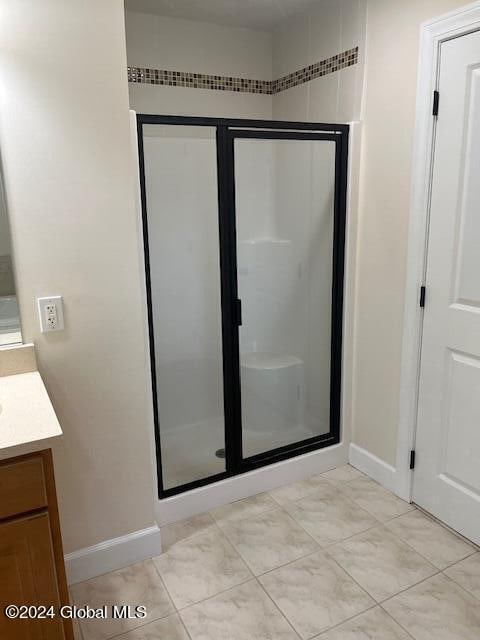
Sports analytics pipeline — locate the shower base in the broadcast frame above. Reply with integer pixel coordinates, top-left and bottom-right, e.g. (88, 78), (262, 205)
(161, 416), (320, 491)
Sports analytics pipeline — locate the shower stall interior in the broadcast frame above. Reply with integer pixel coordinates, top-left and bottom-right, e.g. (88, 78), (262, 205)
(137, 115), (348, 498)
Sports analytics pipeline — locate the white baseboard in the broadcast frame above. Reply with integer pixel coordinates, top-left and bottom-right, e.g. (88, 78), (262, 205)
(156, 442), (348, 526)
(65, 525), (162, 585)
(349, 443), (397, 493)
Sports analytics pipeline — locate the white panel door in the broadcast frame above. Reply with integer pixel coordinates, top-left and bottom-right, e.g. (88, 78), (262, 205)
(413, 29), (480, 544)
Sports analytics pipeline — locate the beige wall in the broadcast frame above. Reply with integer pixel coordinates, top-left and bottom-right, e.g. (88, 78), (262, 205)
(352, 0), (468, 465)
(0, 0), (156, 551)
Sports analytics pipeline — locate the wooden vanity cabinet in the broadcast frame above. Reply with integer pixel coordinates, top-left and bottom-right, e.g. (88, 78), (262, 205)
(0, 450), (73, 639)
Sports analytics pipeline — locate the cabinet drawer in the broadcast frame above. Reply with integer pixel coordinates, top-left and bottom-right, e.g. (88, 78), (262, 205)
(0, 456), (47, 520)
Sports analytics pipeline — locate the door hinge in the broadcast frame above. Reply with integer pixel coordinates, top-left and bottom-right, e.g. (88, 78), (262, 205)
(432, 90), (440, 116)
(409, 450), (416, 470)
(419, 285), (426, 308)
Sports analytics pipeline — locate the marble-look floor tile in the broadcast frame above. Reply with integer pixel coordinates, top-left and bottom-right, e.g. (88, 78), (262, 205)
(116, 614), (190, 639)
(71, 560), (173, 640)
(180, 580), (298, 640)
(340, 477), (414, 522)
(386, 510), (475, 569)
(259, 550), (374, 638)
(322, 464), (364, 485)
(284, 490), (377, 546)
(269, 473), (338, 505)
(160, 513), (217, 551)
(210, 493), (277, 526)
(318, 606), (411, 639)
(444, 552), (480, 599)
(383, 573), (480, 639)
(222, 507), (318, 574)
(153, 530), (251, 608)
(328, 526), (437, 602)
(73, 620), (83, 640)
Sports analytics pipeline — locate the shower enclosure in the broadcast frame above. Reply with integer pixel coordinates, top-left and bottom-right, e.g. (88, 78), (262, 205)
(137, 115), (348, 498)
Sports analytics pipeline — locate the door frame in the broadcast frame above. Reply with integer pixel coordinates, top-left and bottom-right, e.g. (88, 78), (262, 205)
(222, 127), (347, 476)
(396, 1), (480, 502)
(136, 115), (349, 498)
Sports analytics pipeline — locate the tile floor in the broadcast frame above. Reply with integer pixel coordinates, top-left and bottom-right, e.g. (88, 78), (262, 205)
(70, 465), (480, 640)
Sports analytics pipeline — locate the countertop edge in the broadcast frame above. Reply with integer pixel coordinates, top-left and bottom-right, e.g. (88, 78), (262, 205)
(0, 433), (62, 462)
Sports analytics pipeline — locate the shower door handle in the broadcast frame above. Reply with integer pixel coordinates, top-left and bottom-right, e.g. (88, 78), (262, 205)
(235, 299), (242, 326)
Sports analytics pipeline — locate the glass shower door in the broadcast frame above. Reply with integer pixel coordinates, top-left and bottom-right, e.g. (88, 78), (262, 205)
(138, 115), (348, 498)
(230, 131), (341, 462)
(141, 124), (226, 492)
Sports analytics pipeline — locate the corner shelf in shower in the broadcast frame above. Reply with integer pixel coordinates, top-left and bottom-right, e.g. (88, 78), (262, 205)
(241, 237), (291, 245)
(240, 352), (303, 370)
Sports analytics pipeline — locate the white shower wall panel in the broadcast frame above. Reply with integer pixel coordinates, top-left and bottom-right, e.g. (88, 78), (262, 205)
(125, 12), (272, 79)
(274, 140), (335, 431)
(125, 11), (274, 120)
(235, 137), (336, 441)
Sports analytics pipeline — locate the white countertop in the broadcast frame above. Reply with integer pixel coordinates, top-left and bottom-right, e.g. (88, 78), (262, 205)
(0, 370), (62, 461)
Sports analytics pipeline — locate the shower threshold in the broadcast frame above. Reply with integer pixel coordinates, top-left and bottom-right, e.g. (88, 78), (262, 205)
(161, 417), (325, 492)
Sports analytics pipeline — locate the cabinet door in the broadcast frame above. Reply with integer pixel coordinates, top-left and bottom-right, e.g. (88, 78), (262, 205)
(0, 513), (65, 640)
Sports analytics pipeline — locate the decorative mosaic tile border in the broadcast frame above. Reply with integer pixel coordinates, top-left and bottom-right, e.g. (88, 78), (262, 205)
(272, 47), (358, 93)
(128, 46), (358, 95)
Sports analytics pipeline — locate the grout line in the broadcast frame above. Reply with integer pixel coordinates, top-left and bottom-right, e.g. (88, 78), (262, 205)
(210, 502), (279, 529)
(269, 494), (385, 550)
(254, 577), (303, 639)
(69, 559), (156, 587)
(323, 522), (442, 585)
(160, 514), (223, 551)
(72, 620), (84, 640)
(379, 571), (480, 636)
(255, 546), (321, 579)
(320, 528), (442, 606)
(377, 577), (445, 640)
(321, 520), (382, 549)
(155, 529), (255, 612)
(258, 547), (377, 638)
(441, 568), (480, 602)
(175, 575), (254, 614)
(375, 524), (441, 569)
(266, 472), (364, 507)
(235, 518), (378, 615)
(217, 506), (321, 576)
(376, 607), (418, 640)
(383, 520), (478, 571)
(175, 576), (255, 616)
(95, 470), (476, 639)
(150, 555), (182, 614)
(440, 548), (479, 570)
(378, 570), (442, 606)
(413, 504), (480, 551)
(159, 504), (379, 607)
(178, 613), (194, 640)
(333, 490), (416, 524)
(319, 549), (380, 604)
(258, 479), (479, 613)
(107, 612), (184, 640)
(160, 477), (421, 593)
(311, 602), (380, 638)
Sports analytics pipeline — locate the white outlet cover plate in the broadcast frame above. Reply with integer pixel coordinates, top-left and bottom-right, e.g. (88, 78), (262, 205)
(37, 296), (64, 332)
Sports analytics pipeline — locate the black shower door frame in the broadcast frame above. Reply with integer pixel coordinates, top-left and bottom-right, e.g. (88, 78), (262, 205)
(137, 115), (349, 499)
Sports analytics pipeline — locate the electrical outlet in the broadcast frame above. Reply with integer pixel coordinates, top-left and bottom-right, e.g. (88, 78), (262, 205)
(37, 296), (64, 333)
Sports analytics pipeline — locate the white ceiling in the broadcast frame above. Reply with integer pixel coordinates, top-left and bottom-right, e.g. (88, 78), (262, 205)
(124, 0), (321, 31)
